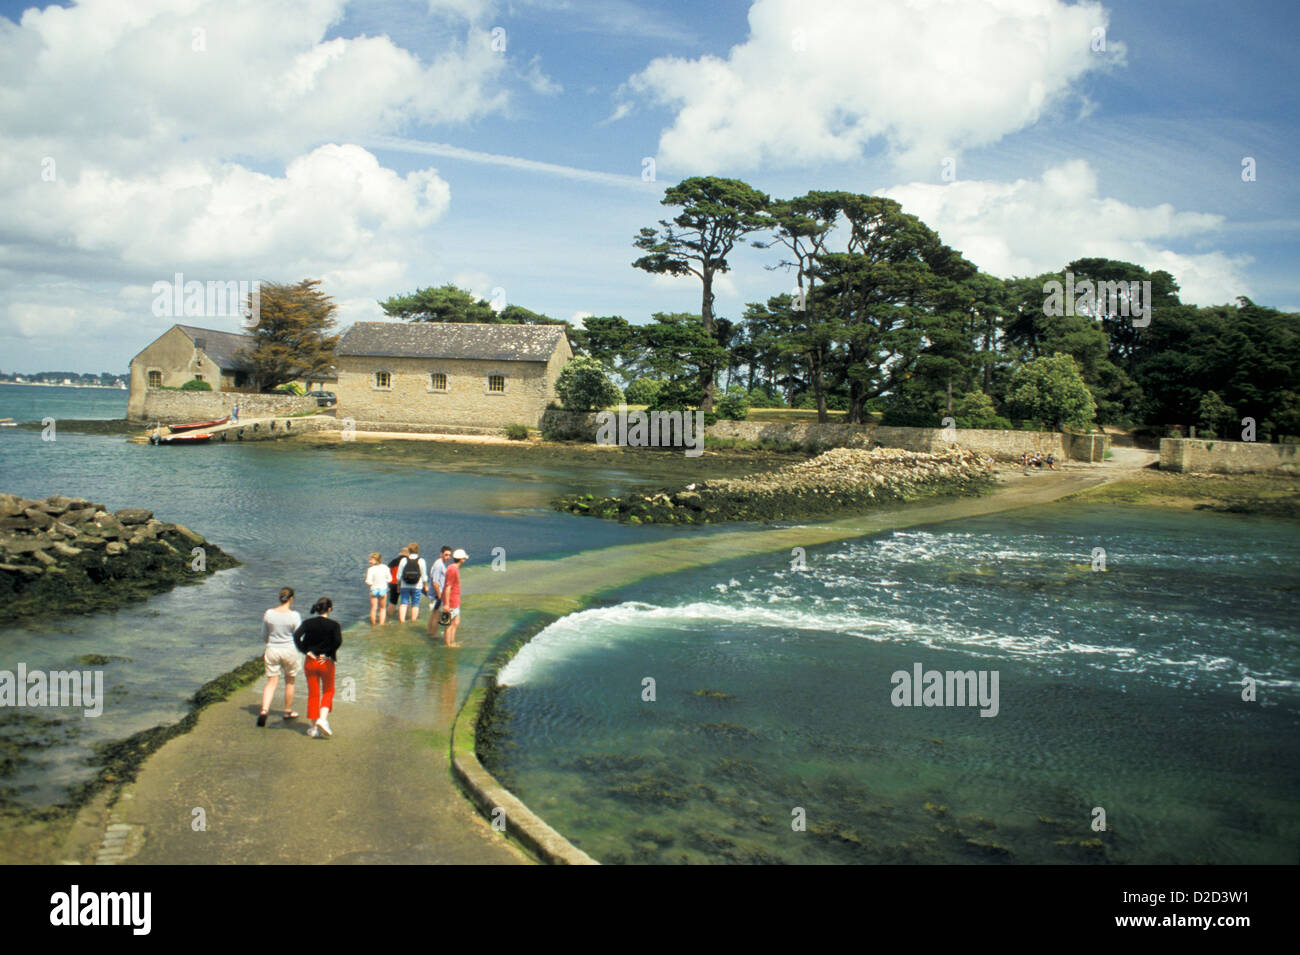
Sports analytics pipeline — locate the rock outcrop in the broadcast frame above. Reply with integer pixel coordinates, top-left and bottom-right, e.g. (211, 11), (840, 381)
(0, 493), (239, 623)
(555, 447), (996, 524)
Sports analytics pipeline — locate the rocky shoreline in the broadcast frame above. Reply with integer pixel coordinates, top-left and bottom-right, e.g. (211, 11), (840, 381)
(0, 493), (239, 624)
(555, 447), (997, 524)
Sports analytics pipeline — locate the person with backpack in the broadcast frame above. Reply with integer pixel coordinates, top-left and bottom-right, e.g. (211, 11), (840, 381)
(386, 546), (409, 617)
(396, 542), (428, 624)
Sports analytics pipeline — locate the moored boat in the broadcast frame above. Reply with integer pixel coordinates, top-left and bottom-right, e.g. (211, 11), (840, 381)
(168, 415), (229, 433)
(151, 431), (214, 445)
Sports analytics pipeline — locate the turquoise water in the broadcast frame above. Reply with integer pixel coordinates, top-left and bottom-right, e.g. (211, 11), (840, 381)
(489, 505), (1300, 864)
(0, 389), (717, 806)
(0, 382), (128, 423)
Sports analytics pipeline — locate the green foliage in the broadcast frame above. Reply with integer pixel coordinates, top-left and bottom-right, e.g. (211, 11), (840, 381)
(745, 387), (785, 409)
(1005, 354), (1097, 430)
(179, 378), (212, 391)
(275, 381), (306, 395)
(715, 387), (750, 421)
(1197, 390), (1234, 438)
(952, 390), (1012, 429)
(378, 284), (561, 325)
(623, 377), (665, 406)
(555, 356), (622, 412)
(504, 423), (529, 441)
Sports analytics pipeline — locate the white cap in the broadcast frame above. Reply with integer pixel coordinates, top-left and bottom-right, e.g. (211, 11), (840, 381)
(452, 548), (468, 560)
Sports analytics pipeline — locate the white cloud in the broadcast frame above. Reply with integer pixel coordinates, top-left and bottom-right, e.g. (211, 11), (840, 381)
(881, 159), (1252, 305)
(627, 0), (1122, 174)
(1, 0), (509, 165)
(0, 0), (512, 366)
(570, 310), (593, 327)
(524, 54), (563, 96)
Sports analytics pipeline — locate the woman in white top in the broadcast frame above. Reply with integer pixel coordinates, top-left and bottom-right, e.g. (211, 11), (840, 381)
(365, 552), (389, 626)
(259, 587), (302, 726)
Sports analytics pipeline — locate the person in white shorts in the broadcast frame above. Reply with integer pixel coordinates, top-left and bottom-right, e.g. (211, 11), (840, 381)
(365, 552), (389, 625)
(259, 587), (303, 726)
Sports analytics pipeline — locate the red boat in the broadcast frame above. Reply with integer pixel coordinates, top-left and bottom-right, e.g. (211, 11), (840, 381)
(169, 415), (229, 434)
(151, 431), (214, 445)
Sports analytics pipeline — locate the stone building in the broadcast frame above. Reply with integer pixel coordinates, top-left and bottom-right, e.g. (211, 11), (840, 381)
(334, 321), (572, 430)
(127, 323), (335, 419)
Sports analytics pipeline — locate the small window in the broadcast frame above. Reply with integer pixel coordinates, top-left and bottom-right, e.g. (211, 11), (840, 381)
(487, 374), (505, 394)
(430, 372), (448, 392)
(374, 371), (392, 389)
(147, 370), (162, 389)
(193, 374), (203, 382)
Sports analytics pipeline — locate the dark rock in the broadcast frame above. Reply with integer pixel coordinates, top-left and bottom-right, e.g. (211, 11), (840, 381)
(171, 523), (204, 545)
(0, 516), (29, 530)
(0, 536), (45, 554)
(40, 500), (70, 516)
(93, 516), (125, 540)
(114, 508), (153, 526)
(53, 520), (77, 537)
(22, 508), (54, 529)
(0, 562), (41, 576)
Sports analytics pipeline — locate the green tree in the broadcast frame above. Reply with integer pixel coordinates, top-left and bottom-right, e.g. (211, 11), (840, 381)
(623, 377), (665, 406)
(238, 279), (339, 392)
(813, 195), (976, 423)
(379, 284), (496, 323)
(1005, 353), (1097, 430)
(634, 312), (729, 409)
(1196, 390), (1234, 437)
(633, 176), (771, 411)
(555, 356), (622, 412)
(757, 192), (842, 421)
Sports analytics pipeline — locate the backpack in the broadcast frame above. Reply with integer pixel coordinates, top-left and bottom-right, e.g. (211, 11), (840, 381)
(401, 556), (423, 585)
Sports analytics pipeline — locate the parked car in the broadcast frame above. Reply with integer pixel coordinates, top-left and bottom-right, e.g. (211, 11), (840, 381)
(312, 391), (337, 407)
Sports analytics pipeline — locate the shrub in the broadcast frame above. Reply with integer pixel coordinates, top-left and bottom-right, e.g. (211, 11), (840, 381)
(1005, 354), (1096, 430)
(504, 424), (529, 441)
(274, 381), (305, 395)
(179, 378), (212, 391)
(556, 356), (622, 411)
(715, 388), (750, 421)
(623, 377), (665, 406)
(745, 388), (784, 409)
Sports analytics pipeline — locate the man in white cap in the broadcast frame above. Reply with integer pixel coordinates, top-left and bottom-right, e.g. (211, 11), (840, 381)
(439, 548), (468, 647)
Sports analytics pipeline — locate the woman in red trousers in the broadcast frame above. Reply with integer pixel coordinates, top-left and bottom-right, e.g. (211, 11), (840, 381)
(293, 598), (343, 738)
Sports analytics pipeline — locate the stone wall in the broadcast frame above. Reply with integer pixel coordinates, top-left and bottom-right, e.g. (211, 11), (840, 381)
(542, 411), (1089, 460)
(334, 355), (561, 429)
(135, 390), (317, 423)
(1160, 438), (1300, 473)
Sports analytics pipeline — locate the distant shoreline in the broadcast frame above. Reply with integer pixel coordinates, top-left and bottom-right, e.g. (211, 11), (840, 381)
(0, 381), (125, 390)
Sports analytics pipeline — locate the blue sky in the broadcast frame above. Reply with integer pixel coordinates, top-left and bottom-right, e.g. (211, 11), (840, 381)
(0, 0), (1296, 372)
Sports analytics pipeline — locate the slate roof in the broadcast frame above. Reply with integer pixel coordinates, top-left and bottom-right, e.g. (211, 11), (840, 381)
(336, 322), (567, 363)
(175, 324), (253, 371)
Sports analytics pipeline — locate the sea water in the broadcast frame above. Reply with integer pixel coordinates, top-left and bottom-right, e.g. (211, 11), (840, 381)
(0, 388), (716, 806)
(489, 504), (1300, 864)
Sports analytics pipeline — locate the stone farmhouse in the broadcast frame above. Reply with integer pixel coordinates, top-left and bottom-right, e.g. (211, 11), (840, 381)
(334, 321), (572, 430)
(127, 323), (334, 419)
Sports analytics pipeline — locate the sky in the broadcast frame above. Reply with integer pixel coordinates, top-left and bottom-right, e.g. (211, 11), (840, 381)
(0, 0), (1296, 373)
